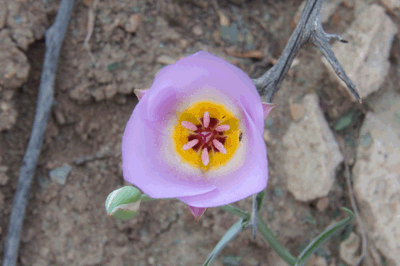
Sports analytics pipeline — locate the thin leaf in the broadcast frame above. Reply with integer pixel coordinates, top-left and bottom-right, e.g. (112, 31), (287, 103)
(219, 205), (250, 220)
(295, 207), (354, 266)
(203, 219), (247, 266)
(257, 215), (297, 266)
(256, 190), (266, 212)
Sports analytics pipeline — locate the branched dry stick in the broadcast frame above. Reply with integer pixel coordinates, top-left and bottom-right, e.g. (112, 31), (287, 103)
(252, 0), (361, 103)
(250, 0), (362, 237)
(338, 140), (367, 266)
(2, 1), (75, 265)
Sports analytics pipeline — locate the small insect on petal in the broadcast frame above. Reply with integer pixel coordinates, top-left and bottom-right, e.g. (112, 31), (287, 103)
(212, 139), (227, 154)
(202, 148), (209, 166)
(203, 111), (210, 128)
(181, 121), (198, 131)
(183, 139), (199, 150)
(215, 124), (230, 132)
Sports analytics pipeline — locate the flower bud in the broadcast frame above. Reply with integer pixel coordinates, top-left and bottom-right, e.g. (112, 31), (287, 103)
(105, 186), (141, 220)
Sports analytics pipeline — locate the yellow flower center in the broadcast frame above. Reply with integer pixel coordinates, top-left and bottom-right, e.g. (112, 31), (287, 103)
(172, 100), (241, 172)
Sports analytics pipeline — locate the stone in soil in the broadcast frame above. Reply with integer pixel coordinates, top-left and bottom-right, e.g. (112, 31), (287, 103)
(305, 255), (328, 266)
(0, 165), (10, 185)
(339, 232), (360, 265)
(353, 92), (400, 266)
(321, 4), (398, 100)
(380, 0), (400, 10)
(282, 94), (343, 202)
(49, 165), (72, 186)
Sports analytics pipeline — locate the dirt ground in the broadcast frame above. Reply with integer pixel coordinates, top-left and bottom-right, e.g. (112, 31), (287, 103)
(1, 0), (399, 265)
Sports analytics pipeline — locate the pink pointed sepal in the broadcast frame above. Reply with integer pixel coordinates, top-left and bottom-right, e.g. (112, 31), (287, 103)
(134, 89), (148, 100)
(262, 102), (276, 119)
(188, 205), (207, 222)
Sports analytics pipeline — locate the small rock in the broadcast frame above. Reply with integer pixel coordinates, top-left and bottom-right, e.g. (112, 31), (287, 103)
(212, 29), (221, 44)
(283, 94), (343, 201)
(0, 101), (18, 131)
(0, 165), (9, 185)
(104, 84), (117, 99)
(339, 232), (360, 265)
(248, 258), (258, 266)
(37, 175), (50, 189)
(0, 2), (6, 29)
(192, 25), (204, 36)
(222, 255), (241, 266)
(49, 165), (72, 186)
(156, 55), (177, 65)
(124, 14), (141, 33)
(289, 103), (305, 121)
(0, 191), (4, 205)
(217, 11), (230, 27)
(321, 4), (398, 100)
(0, 30), (30, 90)
(305, 255), (328, 266)
(263, 130), (271, 142)
(316, 197), (329, 212)
(228, 0), (246, 5)
(147, 257), (155, 265)
(353, 92), (400, 266)
(180, 39), (189, 49)
(221, 23), (238, 43)
(53, 109), (66, 125)
(381, 0), (400, 10)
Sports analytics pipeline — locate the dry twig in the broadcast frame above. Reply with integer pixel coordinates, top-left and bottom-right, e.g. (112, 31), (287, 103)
(83, 0), (99, 66)
(250, 0), (361, 238)
(2, 1), (75, 265)
(338, 140), (367, 266)
(252, 0), (361, 103)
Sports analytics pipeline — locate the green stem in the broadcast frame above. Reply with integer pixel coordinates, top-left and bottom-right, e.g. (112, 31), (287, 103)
(220, 205), (250, 220)
(140, 194), (162, 202)
(257, 215), (297, 266)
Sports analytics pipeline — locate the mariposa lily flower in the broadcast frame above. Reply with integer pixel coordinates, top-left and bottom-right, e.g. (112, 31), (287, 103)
(122, 51), (274, 221)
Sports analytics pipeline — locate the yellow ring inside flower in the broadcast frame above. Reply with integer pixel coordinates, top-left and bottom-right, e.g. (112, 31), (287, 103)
(171, 100), (241, 172)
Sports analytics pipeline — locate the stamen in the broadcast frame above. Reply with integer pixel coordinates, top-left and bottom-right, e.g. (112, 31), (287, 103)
(181, 121), (198, 131)
(203, 111), (210, 128)
(183, 139), (199, 150)
(215, 124), (230, 132)
(202, 148), (209, 166)
(212, 139), (227, 154)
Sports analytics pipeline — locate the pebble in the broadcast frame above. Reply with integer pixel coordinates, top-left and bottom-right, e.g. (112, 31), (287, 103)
(147, 257), (155, 265)
(0, 191), (4, 205)
(156, 55), (177, 65)
(192, 25), (204, 36)
(263, 129), (271, 142)
(339, 232), (360, 265)
(316, 197), (329, 212)
(222, 255), (241, 266)
(0, 165), (9, 185)
(180, 39), (189, 49)
(289, 104), (305, 121)
(49, 165), (72, 186)
(37, 175), (50, 189)
(221, 23), (238, 43)
(124, 14), (141, 33)
(305, 255), (328, 266)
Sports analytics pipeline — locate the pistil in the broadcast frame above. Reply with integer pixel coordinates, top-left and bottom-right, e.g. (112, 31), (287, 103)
(181, 111), (231, 166)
